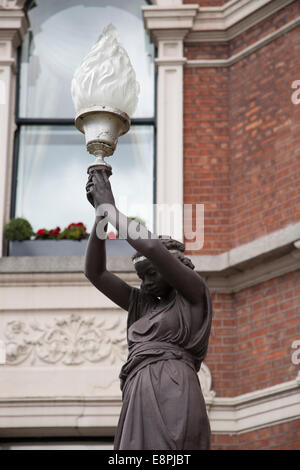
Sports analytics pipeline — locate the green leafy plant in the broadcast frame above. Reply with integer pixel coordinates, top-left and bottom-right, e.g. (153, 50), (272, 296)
(4, 218), (34, 241)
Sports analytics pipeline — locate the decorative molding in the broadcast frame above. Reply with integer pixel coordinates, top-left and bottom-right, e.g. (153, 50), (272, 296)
(186, 16), (300, 67)
(0, 255), (134, 274)
(2, 223), (299, 292)
(143, 0), (296, 43)
(142, 5), (198, 44)
(0, 377), (298, 437)
(0, 10), (29, 55)
(190, 0), (295, 39)
(2, 311), (214, 398)
(210, 376), (300, 434)
(0, 271), (138, 288)
(190, 220), (300, 267)
(0, 0), (26, 9)
(207, 249), (300, 294)
(0, 397), (122, 437)
(0, 248), (298, 294)
(4, 313), (127, 366)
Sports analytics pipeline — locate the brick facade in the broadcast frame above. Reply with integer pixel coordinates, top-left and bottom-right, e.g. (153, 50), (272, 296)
(184, 1), (300, 254)
(206, 270), (300, 398)
(183, 0), (300, 450)
(211, 420), (300, 450)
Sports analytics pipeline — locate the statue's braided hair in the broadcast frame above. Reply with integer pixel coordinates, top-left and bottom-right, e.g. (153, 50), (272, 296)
(132, 235), (195, 270)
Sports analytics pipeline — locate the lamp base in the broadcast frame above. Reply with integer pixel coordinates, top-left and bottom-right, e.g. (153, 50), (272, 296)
(87, 156), (112, 174)
(75, 105), (130, 171)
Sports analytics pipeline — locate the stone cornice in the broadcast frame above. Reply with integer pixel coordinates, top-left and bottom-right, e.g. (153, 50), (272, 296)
(0, 223), (299, 293)
(0, 0), (26, 9)
(0, 246), (298, 293)
(192, 0), (294, 32)
(0, 8), (29, 48)
(142, 0), (296, 44)
(191, 222), (300, 273)
(210, 376), (300, 434)
(142, 4), (198, 44)
(190, 0), (296, 42)
(186, 16), (300, 67)
(204, 247), (300, 294)
(0, 376), (298, 437)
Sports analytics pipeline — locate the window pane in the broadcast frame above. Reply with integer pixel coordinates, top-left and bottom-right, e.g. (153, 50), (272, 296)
(15, 125), (154, 234)
(19, 0), (154, 119)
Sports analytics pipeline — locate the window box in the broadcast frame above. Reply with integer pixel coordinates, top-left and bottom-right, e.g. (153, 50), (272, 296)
(8, 239), (135, 257)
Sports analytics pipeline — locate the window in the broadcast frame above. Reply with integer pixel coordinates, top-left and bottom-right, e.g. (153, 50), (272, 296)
(12, 0), (155, 234)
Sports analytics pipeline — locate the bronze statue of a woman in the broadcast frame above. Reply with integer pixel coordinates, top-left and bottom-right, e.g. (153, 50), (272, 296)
(85, 168), (212, 450)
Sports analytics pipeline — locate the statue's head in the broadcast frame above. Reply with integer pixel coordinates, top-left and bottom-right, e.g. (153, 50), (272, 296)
(132, 236), (195, 298)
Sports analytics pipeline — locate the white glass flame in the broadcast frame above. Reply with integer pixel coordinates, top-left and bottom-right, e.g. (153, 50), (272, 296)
(71, 24), (140, 117)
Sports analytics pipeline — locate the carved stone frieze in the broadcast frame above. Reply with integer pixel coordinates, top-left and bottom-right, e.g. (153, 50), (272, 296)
(4, 313), (127, 366)
(3, 312), (215, 400)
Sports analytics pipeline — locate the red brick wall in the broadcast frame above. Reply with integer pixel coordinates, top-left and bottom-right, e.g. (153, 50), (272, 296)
(205, 292), (236, 397)
(182, 1), (300, 452)
(205, 270), (300, 397)
(229, 25), (300, 247)
(184, 67), (230, 254)
(229, 1), (300, 55)
(233, 270), (300, 395)
(183, 1), (300, 254)
(211, 420), (300, 449)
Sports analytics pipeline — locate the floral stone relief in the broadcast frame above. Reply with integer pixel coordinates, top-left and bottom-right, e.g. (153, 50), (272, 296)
(4, 313), (128, 366)
(3, 313), (215, 399)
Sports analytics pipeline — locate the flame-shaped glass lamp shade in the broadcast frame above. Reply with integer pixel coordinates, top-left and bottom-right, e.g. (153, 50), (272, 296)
(71, 24), (140, 171)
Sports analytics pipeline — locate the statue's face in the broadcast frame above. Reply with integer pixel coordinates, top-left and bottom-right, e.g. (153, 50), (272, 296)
(135, 259), (173, 298)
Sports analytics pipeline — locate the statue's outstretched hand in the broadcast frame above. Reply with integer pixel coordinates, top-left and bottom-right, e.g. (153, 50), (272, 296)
(86, 168), (115, 210)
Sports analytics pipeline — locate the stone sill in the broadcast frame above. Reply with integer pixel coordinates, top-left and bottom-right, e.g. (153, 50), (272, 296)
(0, 256), (135, 273)
(0, 222), (299, 292)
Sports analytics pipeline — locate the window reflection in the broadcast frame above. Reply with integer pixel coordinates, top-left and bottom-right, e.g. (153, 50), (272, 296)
(15, 125), (154, 233)
(19, 0), (154, 119)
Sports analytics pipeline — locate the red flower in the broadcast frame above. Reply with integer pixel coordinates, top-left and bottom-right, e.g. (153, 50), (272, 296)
(36, 229), (46, 236)
(107, 231), (117, 240)
(67, 222), (86, 231)
(49, 227), (60, 238)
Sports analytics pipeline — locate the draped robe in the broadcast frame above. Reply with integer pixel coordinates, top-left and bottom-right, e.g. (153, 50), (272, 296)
(114, 277), (212, 450)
